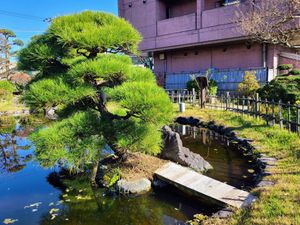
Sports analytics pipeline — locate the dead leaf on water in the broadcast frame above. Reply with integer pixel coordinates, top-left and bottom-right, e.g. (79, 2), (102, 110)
(56, 200), (63, 205)
(248, 169), (255, 173)
(3, 219), (18, 224)
(24, 202), (42, 209)
(50, 214), (58, 220)
(49, 208), (59, 214)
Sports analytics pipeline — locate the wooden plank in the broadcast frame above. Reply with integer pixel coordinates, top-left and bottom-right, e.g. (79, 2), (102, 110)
(155, 162), (256, 209)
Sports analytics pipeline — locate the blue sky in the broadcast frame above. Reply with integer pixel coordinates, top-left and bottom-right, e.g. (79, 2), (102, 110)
(0, 0), (118, 45)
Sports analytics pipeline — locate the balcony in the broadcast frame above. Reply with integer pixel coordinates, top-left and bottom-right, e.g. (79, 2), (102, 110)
(202, 3), (241, 28)
(157, 13), (196, 36)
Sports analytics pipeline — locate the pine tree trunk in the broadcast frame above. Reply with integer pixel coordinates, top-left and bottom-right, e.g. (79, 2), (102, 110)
(90, 160), (100, 186)
(4, 39), (9, 79)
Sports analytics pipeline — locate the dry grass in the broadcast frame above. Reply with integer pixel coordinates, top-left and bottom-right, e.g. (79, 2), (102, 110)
(0, 97), (27, 113)
(119, 152), (167, 181)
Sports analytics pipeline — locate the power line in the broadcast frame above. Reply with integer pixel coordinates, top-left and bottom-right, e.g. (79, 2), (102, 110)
(0, 10), (51, 22)
(12, 30), (45, 33)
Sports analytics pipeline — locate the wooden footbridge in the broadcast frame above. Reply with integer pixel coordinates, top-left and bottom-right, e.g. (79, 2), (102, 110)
(155, 162), (256, 208)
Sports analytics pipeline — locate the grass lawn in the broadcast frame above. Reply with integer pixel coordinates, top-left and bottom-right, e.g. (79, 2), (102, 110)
(180, 106), (300, 225)
(0, 97), (27, 113)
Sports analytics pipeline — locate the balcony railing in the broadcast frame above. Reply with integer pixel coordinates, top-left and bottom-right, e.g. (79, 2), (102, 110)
(202, 3), (242, 28)
(157, 13), (196, 36)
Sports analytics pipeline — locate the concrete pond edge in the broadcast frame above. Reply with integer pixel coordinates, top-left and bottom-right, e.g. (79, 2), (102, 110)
(175, 116), (278, 219)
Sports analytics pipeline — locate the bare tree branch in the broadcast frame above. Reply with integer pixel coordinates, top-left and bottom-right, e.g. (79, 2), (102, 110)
(236, 0), (300, 48)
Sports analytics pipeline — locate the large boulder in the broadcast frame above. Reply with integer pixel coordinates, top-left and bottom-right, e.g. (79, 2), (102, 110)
(161, 126), (213, 172)
(117, 178), (152, 195)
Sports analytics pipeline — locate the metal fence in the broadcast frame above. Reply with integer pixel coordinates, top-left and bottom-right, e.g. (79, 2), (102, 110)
(167, 90), (300, 136)
(165, 67), (268, 94)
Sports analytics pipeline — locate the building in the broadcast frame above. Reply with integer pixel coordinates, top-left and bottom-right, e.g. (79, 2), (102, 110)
(118, 0), (300, 93)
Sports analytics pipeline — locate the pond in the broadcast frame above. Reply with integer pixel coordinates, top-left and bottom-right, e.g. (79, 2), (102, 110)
(173, 124), (260, 190)
(0, 118), (258, 225)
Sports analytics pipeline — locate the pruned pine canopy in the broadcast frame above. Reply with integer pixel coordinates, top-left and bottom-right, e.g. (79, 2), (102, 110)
(19, 11), (174, 171)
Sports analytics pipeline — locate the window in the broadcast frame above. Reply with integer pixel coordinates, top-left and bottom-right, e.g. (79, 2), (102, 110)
(223, 0), (240, 5)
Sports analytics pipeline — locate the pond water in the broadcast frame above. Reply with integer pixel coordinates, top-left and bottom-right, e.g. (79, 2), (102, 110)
(173, 125), (260, 190)
(0, 118), (257, 225)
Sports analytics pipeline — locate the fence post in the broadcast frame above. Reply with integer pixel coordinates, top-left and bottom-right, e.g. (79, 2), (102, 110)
(297, 105), (300, 136)
(192, 88), (196, 104)
(247, 97), (251, 116)
(278, 100), (283, 129)
(287, 101), (291, 131)
(255, 93), (259, 118)
(220, 95), (223, 110)
(271, 99), (275, 126)
(226, 92), (230, 110)
(242, 96), (245, 115)
(178, 93), (181, 104)
(265, 99), (268, 125)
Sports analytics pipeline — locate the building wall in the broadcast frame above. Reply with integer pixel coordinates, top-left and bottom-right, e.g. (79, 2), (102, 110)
(119, 0), (246, 51)
(154, 42), (264, 74)
(168, 0), (196, 18)
(204, 0), (218, 10)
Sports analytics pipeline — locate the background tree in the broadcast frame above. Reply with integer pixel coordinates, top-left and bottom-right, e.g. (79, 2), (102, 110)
(236, 0), (300, 48)
(0, 29), (24, 79)
(19, 11), (174, 183)
(237, 71), (260, 97)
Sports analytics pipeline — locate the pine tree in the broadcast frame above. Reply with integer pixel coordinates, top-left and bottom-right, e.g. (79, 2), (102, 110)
(18, 11), (174, 182)
(0, 29), (23, 78)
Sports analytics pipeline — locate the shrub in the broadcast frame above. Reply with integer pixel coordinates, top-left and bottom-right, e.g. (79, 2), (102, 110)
(277, 64), (293, 70)
(290, 69), (300, 75)
(186, 79), (199, 92)
(208, 79), (218, 96)
(0, 80), (15, 100)
(258, 76), (300, 104)
(237, 71), (260, 97)
(186, 78), (218, 96)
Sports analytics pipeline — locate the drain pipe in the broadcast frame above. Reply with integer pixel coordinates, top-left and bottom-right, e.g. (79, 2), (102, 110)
(262, 43), (267, 68)
(262, 43), (268, 82)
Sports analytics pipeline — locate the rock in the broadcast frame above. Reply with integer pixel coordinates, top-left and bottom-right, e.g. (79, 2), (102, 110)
(257, 180), (275, 187)
(175, 116), (199, 126)
(259, 157), (277, 166)
(175, 117), (189, 124)
(152, 178), (168, 188)
(161, 126), (213, 172)
(117, 178), (151, 195)
(212, 207), (234, 218)
(45, 107), (58, 120)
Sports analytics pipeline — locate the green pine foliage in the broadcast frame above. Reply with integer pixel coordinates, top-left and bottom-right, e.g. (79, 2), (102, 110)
(31, 111), (104, 172)
(258, 76), (300, 104)
(19, 11), (174, 176)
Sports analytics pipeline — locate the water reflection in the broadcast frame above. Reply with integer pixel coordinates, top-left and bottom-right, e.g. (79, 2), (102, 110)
(0, 117), (213, 225)
(0, 121), (32, 174)
(173, 124), (260, 190)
